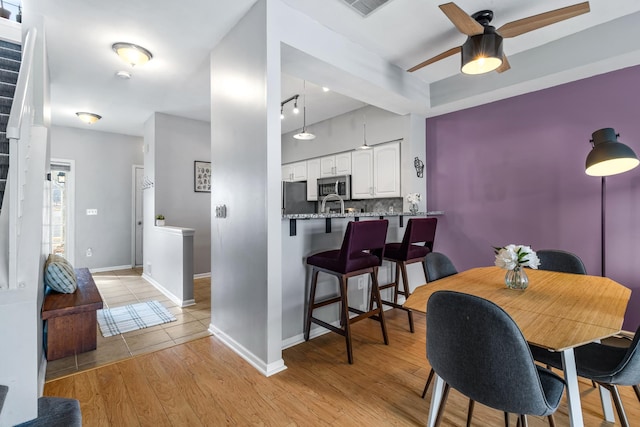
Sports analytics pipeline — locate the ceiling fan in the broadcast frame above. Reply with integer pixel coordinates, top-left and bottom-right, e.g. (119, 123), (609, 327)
(408, 1), (590, 75)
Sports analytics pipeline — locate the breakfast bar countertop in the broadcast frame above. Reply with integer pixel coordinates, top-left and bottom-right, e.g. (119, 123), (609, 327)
(282, 210), (445, 220)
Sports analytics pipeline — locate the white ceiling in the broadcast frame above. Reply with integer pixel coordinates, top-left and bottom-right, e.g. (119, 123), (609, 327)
(28, 0), (640, 137)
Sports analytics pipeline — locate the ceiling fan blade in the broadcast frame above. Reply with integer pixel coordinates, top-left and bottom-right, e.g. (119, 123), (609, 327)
(439, 3), (485, 36)
(495, 54), (511, 73)
(407, 46), (462, 72)
(497, 2), (590, 38)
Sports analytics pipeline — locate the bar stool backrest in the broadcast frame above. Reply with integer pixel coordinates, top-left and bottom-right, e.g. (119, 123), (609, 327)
(398, 218), (437, 260)
(338, 219), (389, 272)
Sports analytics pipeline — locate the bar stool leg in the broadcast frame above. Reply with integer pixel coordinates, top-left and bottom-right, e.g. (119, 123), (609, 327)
(392, 263), (400, 304)
(304, 269), (319, 341)
(398, 261), (414, 333)
(370, 268), (389, 345)
(340, 276), (354, 364)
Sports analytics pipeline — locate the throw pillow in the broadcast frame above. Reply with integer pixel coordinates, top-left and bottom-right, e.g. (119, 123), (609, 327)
(44, 254), (77, 293)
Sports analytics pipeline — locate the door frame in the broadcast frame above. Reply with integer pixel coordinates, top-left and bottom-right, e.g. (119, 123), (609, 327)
(131, 164), (144, 267)
(50, 158), (75, 265)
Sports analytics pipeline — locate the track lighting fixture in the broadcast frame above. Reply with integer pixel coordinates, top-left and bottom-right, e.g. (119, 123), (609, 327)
(280, 95), (299, 120)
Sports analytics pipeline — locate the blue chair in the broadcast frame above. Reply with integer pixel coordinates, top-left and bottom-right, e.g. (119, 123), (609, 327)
(536, 249), (586, 274)
(530, 326), (640, 427)
(421, 252), (458, 399)
(427, 291), (565, 427)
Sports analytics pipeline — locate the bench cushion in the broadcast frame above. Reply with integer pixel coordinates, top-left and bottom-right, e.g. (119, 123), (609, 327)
(44, 254), (77, 294)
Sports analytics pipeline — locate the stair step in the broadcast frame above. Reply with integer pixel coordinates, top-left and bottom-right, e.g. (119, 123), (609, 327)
(0, 46), (21, 62)
(0, 69), (18, 85)
(0, 82), (15, 98)
(0, 140), (7, 154)
(0, 114), (8, 128)
(0, 40), (21, 52)
(0, 96), (11, 115)
(0, 56), (20, 73)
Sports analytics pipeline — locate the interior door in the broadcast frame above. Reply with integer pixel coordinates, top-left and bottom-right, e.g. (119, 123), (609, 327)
(134, 166), (144, 266)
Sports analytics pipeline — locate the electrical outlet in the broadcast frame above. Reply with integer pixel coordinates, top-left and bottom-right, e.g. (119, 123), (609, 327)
(86, 209), (98, 215)
(86, 248), (92, 257)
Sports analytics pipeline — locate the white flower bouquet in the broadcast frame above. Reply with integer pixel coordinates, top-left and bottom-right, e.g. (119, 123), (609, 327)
(406, 193), (421, 204)
(494, 244), (540, 270)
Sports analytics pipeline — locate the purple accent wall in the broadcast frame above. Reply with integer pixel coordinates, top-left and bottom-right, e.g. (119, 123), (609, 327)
(426, 65), (640, 330)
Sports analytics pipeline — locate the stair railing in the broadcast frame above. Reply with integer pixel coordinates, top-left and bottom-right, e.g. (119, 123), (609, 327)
(1, 27), (36, 290)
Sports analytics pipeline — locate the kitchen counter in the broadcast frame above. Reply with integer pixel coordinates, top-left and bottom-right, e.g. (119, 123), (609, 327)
(283, 210), (444, 236)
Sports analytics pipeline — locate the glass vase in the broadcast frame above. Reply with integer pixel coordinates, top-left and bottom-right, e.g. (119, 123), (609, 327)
(409, 203), (418, 215)
(505, 266), (528, 290)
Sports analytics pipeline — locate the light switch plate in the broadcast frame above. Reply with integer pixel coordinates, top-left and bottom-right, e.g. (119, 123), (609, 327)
(86, 209), (98, 215)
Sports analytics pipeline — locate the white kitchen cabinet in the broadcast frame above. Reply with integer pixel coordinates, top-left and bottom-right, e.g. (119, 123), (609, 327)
(351, 141), (400, 198)
(306, 158), (320, 201)
(351, 149), (374, 199)
(282, 161), (307, 182)
(373, 142), (400, 198)
(320, 152), (351, 177)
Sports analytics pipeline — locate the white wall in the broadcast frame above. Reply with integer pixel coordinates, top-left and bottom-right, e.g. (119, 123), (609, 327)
(49, 126), (143, 269)
(149, 113), (211, 275)
(210, 0), (285, 376)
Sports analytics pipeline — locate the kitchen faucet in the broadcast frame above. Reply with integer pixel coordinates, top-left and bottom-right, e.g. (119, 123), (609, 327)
(321, 193), (345, 214)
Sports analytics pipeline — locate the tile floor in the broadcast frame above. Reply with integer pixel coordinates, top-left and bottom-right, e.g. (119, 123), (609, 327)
(45, 268), (212, 381)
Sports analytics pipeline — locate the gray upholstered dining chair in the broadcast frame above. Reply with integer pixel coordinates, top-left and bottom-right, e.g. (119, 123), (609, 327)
(427, 291), (565, 427)
(536, 249), (587, 274)
(530, 326), (640, 427)
(421, 252), (458, 399)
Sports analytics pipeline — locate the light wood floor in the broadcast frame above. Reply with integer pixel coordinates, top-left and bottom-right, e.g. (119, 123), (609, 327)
(44, 308), (639, 426)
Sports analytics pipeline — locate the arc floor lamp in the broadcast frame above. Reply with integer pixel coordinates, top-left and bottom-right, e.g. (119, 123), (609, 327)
(585, 128), (639, 276)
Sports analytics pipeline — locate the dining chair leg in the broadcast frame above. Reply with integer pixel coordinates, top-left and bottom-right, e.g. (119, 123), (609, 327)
(601, 383), (629, 427)
(398, 261), (414, 333)
(339, 276), (354, 364)
(633, 384), (640, 402)
(504, 412), (509, 427)
(519, 414), (528, 427)
(547, 414), (556, 427)
(370, 268), (389, 345)
(433, 383), (451, 427)
(421, 368), (435, 398)
(304, 269), (319, 341)
(465, 399), (474, 427)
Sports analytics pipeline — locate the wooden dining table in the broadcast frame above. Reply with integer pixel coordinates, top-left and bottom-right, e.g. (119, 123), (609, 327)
(403, 266), (631, 427)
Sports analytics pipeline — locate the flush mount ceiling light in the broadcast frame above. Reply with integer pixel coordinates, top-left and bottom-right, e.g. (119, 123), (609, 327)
(115, 70), (131, 79)
(586, 128), (639, 176)
(75, 112), (102, 124)
(112, 42), (153, 67)
(293, 81), (316, 140)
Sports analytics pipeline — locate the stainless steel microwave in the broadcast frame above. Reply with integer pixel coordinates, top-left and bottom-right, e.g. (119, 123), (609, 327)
(317, 175), (351, 200)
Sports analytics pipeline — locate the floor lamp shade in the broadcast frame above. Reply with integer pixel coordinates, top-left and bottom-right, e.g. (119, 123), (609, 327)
(586, 128), (639, 176)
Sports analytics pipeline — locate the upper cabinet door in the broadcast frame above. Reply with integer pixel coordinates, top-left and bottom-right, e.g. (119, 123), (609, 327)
(373, 142), (400, 197)
(351, 149), (374, 199)
(335, 152), (352, 175)
(306, 158), (321, 201)
(291, 161), (307, 181)
(320, 156), (336, 177)
(282, 164), (294, 182)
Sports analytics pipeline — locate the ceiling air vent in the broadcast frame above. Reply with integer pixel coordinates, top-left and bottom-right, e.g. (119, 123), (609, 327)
(339, 0), (393, 17)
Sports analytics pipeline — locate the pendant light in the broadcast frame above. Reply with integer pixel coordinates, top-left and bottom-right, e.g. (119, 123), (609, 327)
(356, 114), (371, 150)
(293, 81), (315, 140)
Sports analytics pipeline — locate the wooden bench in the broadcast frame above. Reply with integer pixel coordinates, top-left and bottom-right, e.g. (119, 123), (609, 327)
(42, 268), (103, 361)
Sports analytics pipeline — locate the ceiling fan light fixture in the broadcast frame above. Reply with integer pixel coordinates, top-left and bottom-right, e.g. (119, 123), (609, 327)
(75, 112), (102, 124)
(461, 33), (503, 75)
(585, 128), (639, 176)
(112, 42), (153, 67)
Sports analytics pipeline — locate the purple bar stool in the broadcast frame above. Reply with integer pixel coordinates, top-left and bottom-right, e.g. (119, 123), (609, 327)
(380, 217), (437, 332)
(304, 219), (389, 364)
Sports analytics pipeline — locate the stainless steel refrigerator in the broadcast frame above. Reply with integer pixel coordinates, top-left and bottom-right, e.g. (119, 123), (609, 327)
(282, 181), (316, 214)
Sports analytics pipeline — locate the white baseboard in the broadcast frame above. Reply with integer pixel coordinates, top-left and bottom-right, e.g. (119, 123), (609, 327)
(141, 273), (195, 308)
(208, 323), (287, 377)
(89, 264), (133, 273)
(194, 272), (211, 279)
(281, 321), (338, 350)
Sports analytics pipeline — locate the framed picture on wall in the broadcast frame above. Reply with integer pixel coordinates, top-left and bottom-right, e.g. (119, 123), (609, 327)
(194, 161), (211, 193)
